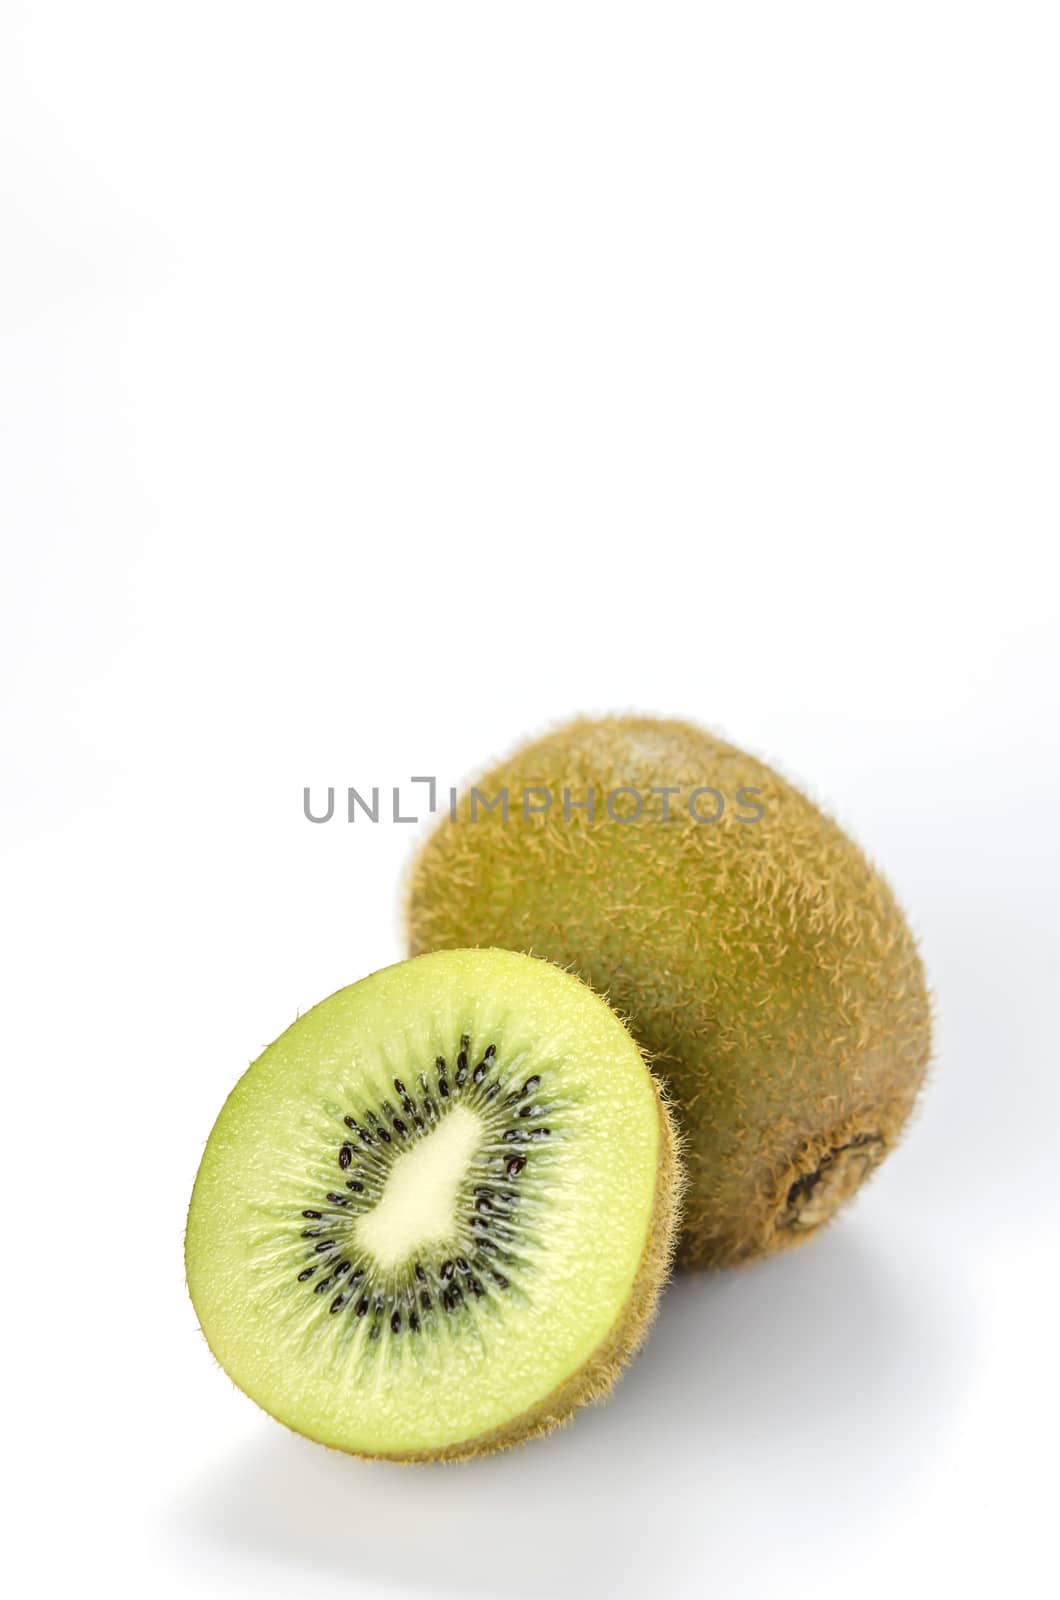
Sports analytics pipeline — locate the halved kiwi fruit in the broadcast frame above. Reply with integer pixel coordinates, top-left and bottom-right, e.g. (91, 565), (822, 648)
(186, 947), (681, 1461)
(406, 716), (932, 1268)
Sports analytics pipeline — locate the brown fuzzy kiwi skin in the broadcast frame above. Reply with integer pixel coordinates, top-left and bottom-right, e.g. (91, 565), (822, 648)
(405, 715), (933, 1270)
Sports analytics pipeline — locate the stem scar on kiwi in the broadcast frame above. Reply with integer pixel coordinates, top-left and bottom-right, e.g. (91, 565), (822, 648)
(405, 715), (932, 1268)
(186, 948), (683, 1462)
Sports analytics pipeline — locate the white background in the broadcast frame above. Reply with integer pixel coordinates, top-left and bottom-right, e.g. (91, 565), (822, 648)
(3, 4), (1059, 1597)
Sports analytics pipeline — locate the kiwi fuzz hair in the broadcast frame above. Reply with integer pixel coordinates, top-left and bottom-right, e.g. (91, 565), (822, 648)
(405, 716), (932, 1269)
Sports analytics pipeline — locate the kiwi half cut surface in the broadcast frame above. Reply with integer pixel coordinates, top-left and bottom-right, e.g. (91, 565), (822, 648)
(186, 948), (681, 1462)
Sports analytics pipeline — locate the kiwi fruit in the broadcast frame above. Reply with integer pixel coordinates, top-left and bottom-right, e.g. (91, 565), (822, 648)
(406, 716), (931, 1269)
(186, 947), (681, 1461)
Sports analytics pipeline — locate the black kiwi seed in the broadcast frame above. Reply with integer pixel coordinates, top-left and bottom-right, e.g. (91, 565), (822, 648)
(506, 1156), (526, 1176)
(529, 1127), (551, 1140)
(523, 1075), (540, 1094)
(490, 1270), (510, 1289)
(476, 1197), (492, 1213)
(393, 1118), (408, 1137)
(315, 1239), (336, 1253)
(303, 1209), (322, 1219)
(391, 1310), (402, 1334)
(357, 1298), (369, 1317)
(315, 1279), (332, 1294)
(473, 1059), (487, 1084)
(326, 1193), (348, 1206)
(330, 1295), (346, 1314)
(302, 1228), (323, 1238)
(393, 1078), (407, 1097)
(468, 1277), (484, 1297)
(414, 1264), (426, 1282)
(339, 1146), (353, 1168)
(409, 1311), (421, 1333)
(456, 1256), (471, 1273)
(297, 1268), (316, 1281)
(344, 1115), (359, 1130)
(346, 1180), (364, 1193)
(440, 1260), (455, 1280)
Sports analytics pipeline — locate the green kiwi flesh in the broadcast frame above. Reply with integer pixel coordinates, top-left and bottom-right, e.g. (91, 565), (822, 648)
(186, 948), (681, 1461)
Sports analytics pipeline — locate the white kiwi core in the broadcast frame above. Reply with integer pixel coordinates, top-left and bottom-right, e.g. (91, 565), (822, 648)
(356, 1104), (483, 1269)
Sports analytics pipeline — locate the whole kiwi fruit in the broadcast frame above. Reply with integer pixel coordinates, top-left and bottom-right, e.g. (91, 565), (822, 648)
(406, 716), (931, 1268)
